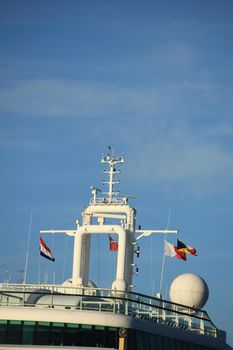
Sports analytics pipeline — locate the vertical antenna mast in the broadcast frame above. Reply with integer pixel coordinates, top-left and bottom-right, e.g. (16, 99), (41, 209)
(101, 146), (124, 202)
(159, 210), (171, 295)
(24, 210), (33, 284)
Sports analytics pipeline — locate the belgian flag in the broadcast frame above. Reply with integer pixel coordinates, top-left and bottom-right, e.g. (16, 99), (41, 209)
(176, 239), (197, 256)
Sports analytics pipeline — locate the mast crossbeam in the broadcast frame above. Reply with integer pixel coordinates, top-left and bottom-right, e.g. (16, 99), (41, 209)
(136, 229), (178, 240)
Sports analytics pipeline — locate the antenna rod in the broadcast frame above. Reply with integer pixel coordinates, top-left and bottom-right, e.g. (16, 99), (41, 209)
(159, 210), (171, 294)
(101, 146), (124, 202)
(24, 210), (33, 284)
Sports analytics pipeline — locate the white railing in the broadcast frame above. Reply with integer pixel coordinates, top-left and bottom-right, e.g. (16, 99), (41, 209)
(0, 283), (217, 338)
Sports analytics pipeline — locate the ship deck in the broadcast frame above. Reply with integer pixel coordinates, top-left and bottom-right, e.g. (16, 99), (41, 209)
(0, 283), (217, 339)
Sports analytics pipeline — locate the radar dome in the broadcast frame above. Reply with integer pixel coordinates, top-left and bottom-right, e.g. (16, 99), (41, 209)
(169, 273), (209, 309)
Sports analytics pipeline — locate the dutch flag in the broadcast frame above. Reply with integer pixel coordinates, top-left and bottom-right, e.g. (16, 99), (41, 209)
(40, 236), (55, 261)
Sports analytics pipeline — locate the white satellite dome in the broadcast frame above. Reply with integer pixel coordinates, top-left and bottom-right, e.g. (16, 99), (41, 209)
(169, 273), (209, 309)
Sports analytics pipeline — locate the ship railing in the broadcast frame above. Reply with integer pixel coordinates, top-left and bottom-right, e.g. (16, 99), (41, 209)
(90, 197), (125, 204)
(0, 283), (217, 338)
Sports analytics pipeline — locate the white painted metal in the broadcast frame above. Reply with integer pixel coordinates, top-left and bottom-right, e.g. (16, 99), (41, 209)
(40, 151), (181, 293)
(71, 224), (128, 290)
(169, 273), (209, 309)
(135, 229), (178, 240)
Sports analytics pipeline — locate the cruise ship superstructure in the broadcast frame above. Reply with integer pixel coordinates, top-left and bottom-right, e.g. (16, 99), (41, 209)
(0, 150), (232, 350)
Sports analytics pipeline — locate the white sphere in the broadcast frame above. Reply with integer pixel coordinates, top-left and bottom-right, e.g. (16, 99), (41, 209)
(169, 273), (209, 309)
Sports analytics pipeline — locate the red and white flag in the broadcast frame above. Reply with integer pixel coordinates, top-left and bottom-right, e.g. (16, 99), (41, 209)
(164, 240), (186, 261)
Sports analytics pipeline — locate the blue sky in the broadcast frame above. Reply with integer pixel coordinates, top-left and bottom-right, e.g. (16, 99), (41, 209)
(0, 0), (233, 345)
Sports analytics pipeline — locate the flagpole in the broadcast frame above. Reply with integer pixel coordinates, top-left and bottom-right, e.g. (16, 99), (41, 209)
(158, 210), (171, 295)
(62, 235), (68, 283)
(24, 210), (33, 285)
(37, 252), (41, 284)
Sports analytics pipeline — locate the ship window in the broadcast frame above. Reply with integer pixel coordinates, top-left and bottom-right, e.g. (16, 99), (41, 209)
(95, 325), (105, 330)
(37, 321), (50, 326)
(78, 325), (93, 346)
(105, 326), (118, 349)
(0, 320), (7, 343)
(66, 323), (78, 328)
(22, 321), (34, 345)
(163, 337), (170, 349)
(169, 338), (176, 350)
(24, 321), (35, 325)
(184, 341), (191, 350)
(34, 321), (50, 345)
(155, 335), (163, 350)
(177, 340), (190, 350)
(50, 322), (64, 345)
(93, 325), (104, 347)
(63, 323), (79, 346)
(150, 334), (156, 349)
(164, 337), (178, 350)
(9, 320), (21, 325)
(128, 329), (137, 350)
(0, 321), (120, 348)
(6, 320), (22, 344)
(52, 322), (64, 327)
(81, 324), (92, 329)
(141, 331), (150, 349)
(136, 331), (143, 350)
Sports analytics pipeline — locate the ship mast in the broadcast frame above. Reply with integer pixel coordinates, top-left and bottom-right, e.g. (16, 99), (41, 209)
(40, 149), (178, 292)
(101, 146), (124, 203)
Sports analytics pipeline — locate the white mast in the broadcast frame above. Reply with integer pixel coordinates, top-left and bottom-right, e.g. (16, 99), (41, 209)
(101, 146), (124, 202)
(40, 149), (178, 293)
(24, 210), (33, 284)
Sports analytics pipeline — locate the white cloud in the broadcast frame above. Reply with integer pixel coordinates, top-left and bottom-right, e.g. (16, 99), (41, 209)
(0, 77), (231, 121)
(125, 127), (233, 196)
(207, 123), (233, 137)
(0, 79), (176, 118)
(0, 78), (232, 197)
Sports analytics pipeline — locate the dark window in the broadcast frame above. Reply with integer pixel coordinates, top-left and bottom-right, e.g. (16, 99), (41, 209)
(49, 322), (64, 345)
(93, 325), (105, 347)
(22, 321), (35, 345)
(150, 333), (156, 349)
(128, 329), (137, 350)
(141, 331), (150, 350)
(0, 320), (7, 343)
(78, 324), (93, 346)
(169, 338), (176, 350)
(157, 335), (164, 350)
(183, 341), (190, 350)
(136, 330), (143, 350)
(0, 320), (214, 350)
(6, 320), (22, 344)
(34, 321), (50, 345)
(106, 326), (118, 348)
(63, 323), (79, 346)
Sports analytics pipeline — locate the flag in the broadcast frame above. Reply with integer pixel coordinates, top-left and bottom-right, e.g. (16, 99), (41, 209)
(176, 239), (197, 256)
(40, 236), (55, 261)
(174, 246), (187, 261)
(164, 240), (176, 257)
(108, 235), (118, 251)
(164, 240), (186, 261)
